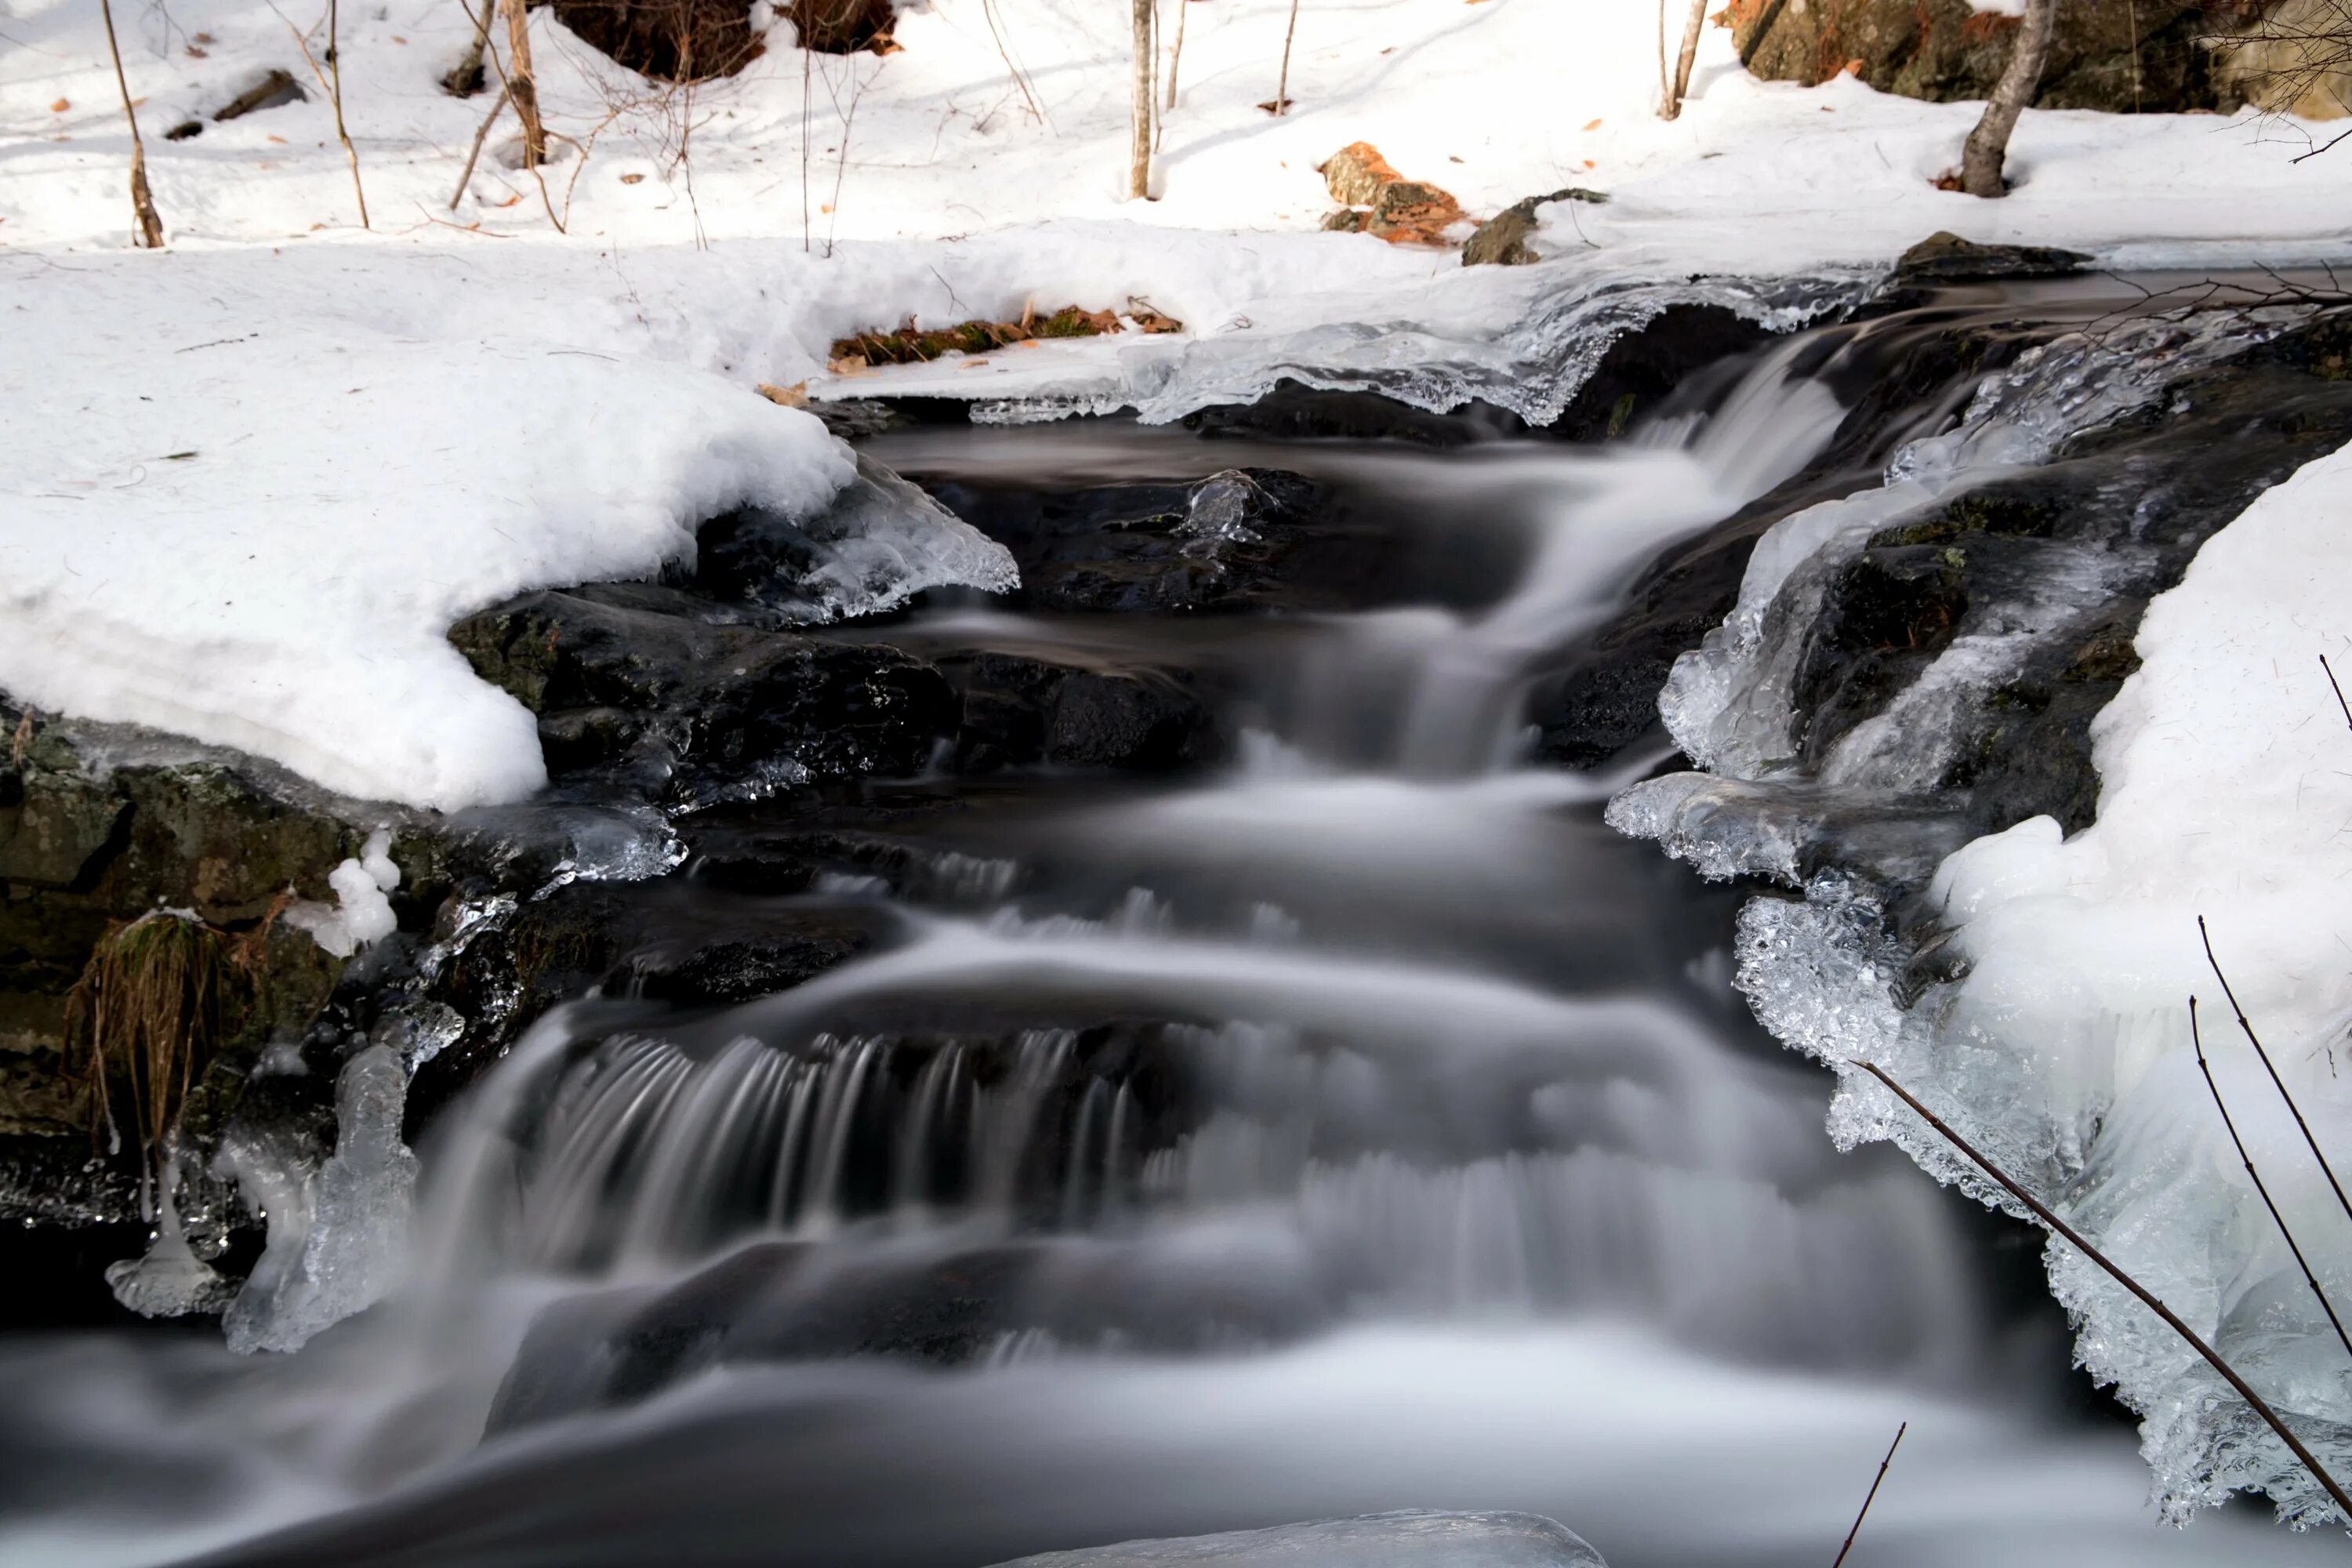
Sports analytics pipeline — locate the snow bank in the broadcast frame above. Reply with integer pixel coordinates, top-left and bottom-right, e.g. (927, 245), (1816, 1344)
(1726, 439), (2352, 1524)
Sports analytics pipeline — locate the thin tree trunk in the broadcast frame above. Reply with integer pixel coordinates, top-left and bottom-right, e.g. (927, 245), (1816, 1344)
(327, 0), (369, 227)
(99, 0), (164, 248)
(1661, 0), (1708, 120)
(502, 0), (547, 168)
(446, 0), (493, 96)
(449, 84), (508, 207)
(1961, 0), (2057, 197)
(1163, 0), (1187, 112)
(1129, 0), (1152, 198)
(1272, 0), (1300, 115)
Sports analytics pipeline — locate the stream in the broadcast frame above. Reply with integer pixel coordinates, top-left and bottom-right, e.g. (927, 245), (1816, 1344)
(2, 282), (2343, 1567)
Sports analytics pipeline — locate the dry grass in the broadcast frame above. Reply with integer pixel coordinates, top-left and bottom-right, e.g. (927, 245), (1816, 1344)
(828, 302), (1182, 369)
(71, 911), (236, 1160)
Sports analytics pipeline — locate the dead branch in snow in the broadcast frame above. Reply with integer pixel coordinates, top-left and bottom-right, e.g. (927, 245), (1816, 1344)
(1163, 0), (1188, 113)
(327, 0), (369, 227)
(2189, 996), (2352, 1362)
(1269, 0), (1301, 114)
(1661, 0), (1706, 120)
(1961, 0), (2056, 196)
(450, 84), (510, 208)
(99, 0), (165, 247)
(1854, 1058), (2352, 1521)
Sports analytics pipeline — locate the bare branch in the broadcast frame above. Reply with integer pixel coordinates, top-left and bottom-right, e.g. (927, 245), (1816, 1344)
(1831, 1422), (1906, 1568)
(2201, 915), (2352, 1231)
(1853, 1058), (2352, 1522)
(98, 0), (165, 247)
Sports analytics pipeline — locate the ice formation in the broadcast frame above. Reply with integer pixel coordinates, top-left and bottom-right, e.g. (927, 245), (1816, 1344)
(1616, 323), (2352, 1519)
(222, 1044), (421, 1354)
(285, 829), (401, 959)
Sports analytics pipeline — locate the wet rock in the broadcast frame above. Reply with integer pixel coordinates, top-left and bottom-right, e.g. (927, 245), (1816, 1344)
(929, 469), (1334, 615)
(1730, 0), (2247, 113)
(943, 653), (1215, 773)
(1462, 187), (1608, 268)
(1181, 382), (1530, 445)
(1889, 231), (2092, 289)
(447, 583), (959, 805)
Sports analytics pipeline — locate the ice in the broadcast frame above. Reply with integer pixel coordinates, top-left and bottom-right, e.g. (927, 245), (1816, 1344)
(105, 1162), (237, 1319)
(285, 829), (401, 959)
(1704, 438), (2352, 1525)
(730, 453), (1019, 623)
(223, 1044), (420, 1355)
(985, 1511), (1609, 1568)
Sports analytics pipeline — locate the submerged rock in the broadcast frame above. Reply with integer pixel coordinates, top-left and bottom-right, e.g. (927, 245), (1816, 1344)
(986, 1512), (1608, 1567)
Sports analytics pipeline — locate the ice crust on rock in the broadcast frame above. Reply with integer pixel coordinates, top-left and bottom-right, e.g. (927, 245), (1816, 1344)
(985, 1510), (1608, 1567)
(1623, 368), (2352, 1519)
(744, 453), (1020, 622)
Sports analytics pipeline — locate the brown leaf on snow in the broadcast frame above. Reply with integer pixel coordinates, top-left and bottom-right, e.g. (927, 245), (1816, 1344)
(49, 98), (68, 113)
(757, 381), (809, 407)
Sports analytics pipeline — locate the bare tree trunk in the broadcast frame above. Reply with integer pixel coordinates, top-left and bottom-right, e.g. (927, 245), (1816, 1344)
(1163, 0), (1187, 111)
(445, 0), (494, 96)
(1962, 0), (2057, 197)
(1272, 0), (1300, 114)
(1661, 0), (1708, 120)
(99, 0), (164, 248)
(1129, 0), (1152, 198)
(326, 0), (369, 227)
(502, 0), (547, 168)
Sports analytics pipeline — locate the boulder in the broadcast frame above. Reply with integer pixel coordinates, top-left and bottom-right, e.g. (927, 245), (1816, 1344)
(1727, 0), (2253, 113)
(1463, 188), (1608, 268)
(1889, 231), (2092, 287)
(1316, 142), (1468, 246)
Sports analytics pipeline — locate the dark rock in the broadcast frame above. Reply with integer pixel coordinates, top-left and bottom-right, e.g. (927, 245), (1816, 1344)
(940, 652), (1215, 774)
(1462, 187), (1608, 268)
(1890, 231), (2092, 288)
(546, 0), (765, 83)
(447, 583), (959, 804)
(1730, 0), (2248, 114)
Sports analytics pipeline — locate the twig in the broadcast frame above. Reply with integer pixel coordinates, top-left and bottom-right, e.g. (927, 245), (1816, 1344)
(2190, 996), (2352, 1361)
(326, 0), (368, 227)
(1271, 0), (1301, 115)
(475, 13), (562, 232)
(449, 83), (509, 208)
(976, 0), (1044, 126)
(800, 31), (814, 251)
(1831, 1421), (1906, 1568)
(2201, 915), (2352, 1230)
(1853, 1058), (2352, 1522)
(1163, 0), (1187, 114)
(2323, 654), (2352, 732)
(99, 0), (165, 247)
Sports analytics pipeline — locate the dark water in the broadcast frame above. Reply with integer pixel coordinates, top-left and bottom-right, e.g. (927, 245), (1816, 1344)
(0, 299), (2332, 1568)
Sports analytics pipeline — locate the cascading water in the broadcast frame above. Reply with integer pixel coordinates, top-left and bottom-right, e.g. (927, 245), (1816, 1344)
(2, 293), (2335, 1568)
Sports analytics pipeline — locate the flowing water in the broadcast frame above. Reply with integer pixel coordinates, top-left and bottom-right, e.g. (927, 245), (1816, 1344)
(2, 297), (2337, 1567)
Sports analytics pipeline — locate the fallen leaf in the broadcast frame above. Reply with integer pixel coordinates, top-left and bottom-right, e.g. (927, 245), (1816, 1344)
(961, 357), (990, 369)
(826, 354), (871, 376)
(756, 381), (808, 407)
(194, 30), (214, 42)
(186, 44), (209, 56)
(820, 202), (833, 213)
(1582, 159), (1595, 169)
(492, 193), (522, 208)
(619, 172), (644, 183)
(391, 34), (407, 42)
(1582, 117), (1602, 131)
(267, 133), (287, 143)
(49, 98), (67, 113)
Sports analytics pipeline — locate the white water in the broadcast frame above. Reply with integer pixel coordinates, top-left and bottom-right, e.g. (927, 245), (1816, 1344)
(0, 317), (2322, 1567)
